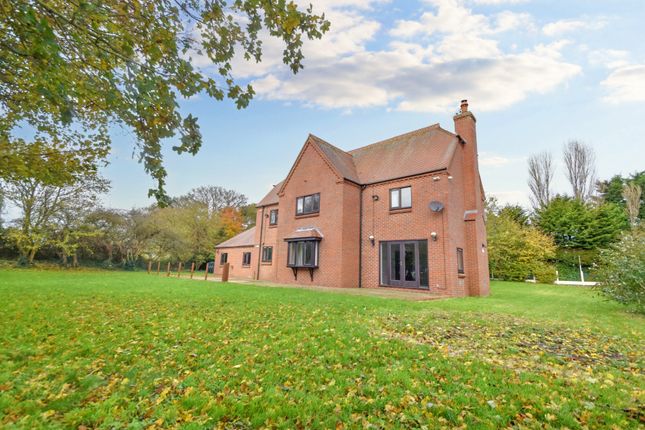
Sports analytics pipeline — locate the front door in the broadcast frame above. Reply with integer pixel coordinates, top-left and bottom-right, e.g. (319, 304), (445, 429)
(386, 241), (420, 288)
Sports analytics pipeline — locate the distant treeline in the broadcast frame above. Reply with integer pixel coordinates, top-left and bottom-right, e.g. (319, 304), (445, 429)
(0, 184), (256, 269)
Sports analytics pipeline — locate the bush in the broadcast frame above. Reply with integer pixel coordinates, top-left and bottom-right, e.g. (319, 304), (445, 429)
(487, 210), (556, 281)
(593, 227), (645, 313)
(533, 264), (557, 284)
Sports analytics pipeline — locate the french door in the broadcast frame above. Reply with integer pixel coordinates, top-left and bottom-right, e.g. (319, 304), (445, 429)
(380, 240), (428, 289)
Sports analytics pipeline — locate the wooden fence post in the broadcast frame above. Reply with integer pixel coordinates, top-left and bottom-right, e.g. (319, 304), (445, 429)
(177, 262), (182, 278)
(157, 261), (161, 275)
(166, 262), (171, 277)
(204, 262), (209, 281)
(190, 262), (195, 279)
(222, 262), (230, 282)
(147, 261), (152, 274)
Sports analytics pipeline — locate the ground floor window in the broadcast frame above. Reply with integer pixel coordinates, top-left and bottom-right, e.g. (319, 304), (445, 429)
(242, 252), (251, 267)
(380, 240), (428, 289)
(220, 252), (228, 265)
(287, 240), (319, 268)
(261, 246), (273, 263)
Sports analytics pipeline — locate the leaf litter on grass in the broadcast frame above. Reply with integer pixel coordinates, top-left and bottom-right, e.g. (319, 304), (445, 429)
(376, 310), (645, 426)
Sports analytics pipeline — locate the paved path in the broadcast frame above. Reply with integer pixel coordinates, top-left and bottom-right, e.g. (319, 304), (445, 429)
(188, 274), (451, 301)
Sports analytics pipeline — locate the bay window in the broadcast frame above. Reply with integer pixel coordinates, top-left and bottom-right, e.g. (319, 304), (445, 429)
(287, 240), (319, 268)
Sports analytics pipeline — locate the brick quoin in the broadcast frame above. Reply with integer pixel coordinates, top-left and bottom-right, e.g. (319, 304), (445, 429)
(215, 100), (490, 297)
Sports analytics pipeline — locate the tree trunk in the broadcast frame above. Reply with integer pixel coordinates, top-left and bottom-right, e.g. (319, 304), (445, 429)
(72, 252), (78, 268)
(28, 247), (37, 265)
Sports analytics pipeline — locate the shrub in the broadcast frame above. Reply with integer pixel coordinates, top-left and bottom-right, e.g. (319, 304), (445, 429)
(593, 227), (645, 313)
(487, 211), (556, 281)
(533, 264), (558, 284)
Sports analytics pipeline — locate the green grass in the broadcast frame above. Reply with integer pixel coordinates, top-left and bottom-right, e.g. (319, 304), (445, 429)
(0, 270), (643, 429)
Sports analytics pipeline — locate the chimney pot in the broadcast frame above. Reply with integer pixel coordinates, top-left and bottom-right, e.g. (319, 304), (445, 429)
(460, 99), (468, 113)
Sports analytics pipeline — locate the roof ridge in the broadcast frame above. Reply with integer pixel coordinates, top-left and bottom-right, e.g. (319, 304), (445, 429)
(308, 133), (352, 156)
(348, 123), (442, 154)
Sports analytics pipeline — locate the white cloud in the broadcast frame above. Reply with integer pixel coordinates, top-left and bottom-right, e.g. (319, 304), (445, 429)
(542, 18), (606, 36)
(390, 0), (532, 39)
(471, 0), (528, 4)
(601, 65), (645, 104)
(479, 154), (511, 166)
(488, 190), (529, 207)
(587, 49), (630, 69)
(296, 0), (389, 11)
(253, 40), (579, 112)
(225, 0), (582, 112)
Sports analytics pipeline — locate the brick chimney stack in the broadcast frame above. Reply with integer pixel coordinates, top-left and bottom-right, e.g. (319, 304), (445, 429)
(453, 99), (478, 207)
(453, 99), (489, 296)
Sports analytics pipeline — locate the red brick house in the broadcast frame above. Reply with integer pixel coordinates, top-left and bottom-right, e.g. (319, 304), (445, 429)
(215, 100), (489, 297)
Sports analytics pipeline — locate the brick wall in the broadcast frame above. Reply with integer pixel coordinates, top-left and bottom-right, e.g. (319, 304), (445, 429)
(360, 172), (465, 295)
(214, 246), (257, 279)
(272, 142), (353, 288)
(255, 203), (279, 281)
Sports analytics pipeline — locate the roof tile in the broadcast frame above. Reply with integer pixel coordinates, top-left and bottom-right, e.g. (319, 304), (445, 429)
(215, 226), (256, 248)
(256, 123), (459, 204)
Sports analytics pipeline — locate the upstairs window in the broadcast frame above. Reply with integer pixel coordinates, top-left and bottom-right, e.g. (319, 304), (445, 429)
(269, 209), (279, 225)
(262, 246), (273, 263)
(390, 186), (412, 210)
(457, 248), (464, 274)
(287, 240), (319, 268)
(296, 193), (320, 216)
(242, 252), (251, 267)
(220, 252), (228, 265)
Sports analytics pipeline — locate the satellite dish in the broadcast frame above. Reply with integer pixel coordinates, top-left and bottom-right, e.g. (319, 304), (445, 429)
(429, 201), (444, 212)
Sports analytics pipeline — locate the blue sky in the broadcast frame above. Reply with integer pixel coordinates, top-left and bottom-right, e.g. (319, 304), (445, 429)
(106, 0), (645, 210)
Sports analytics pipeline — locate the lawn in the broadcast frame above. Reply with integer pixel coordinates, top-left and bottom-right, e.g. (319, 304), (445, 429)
(0, 270), (643, 429)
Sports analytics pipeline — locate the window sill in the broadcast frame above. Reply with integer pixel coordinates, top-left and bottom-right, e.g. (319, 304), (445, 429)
(287, 265), (319, 269)
(295, 212), (319, 219)
(458, 273), (466, 278)
(268, 224), (277, 228)
(261, 261), (273, 265)
(242, 265), (250, 268)
(389, 208), (412, 214)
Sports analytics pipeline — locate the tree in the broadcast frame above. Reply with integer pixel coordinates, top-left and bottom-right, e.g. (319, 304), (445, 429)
(50, 206), (98, 267)
(240, 203), (257, 228)
(594, 226), (645, 313)
(2, 1), (329, 203)
(84, 208), (129, 265)
(0, 189), (4, 229)
(0, 133), (109, 187)
(487, 203), (557, 282)
(535, 196), (628, 249)
(498, 204), (529, 226)
(563, 140), (596, 201)
(597, 171), (645, 220)
(176, 186), (249, 215)
(527, 151), (554, 209)
(2, 172), (108, 264)
(219, 206), (244, 239)
(623, 182), (642, 225)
